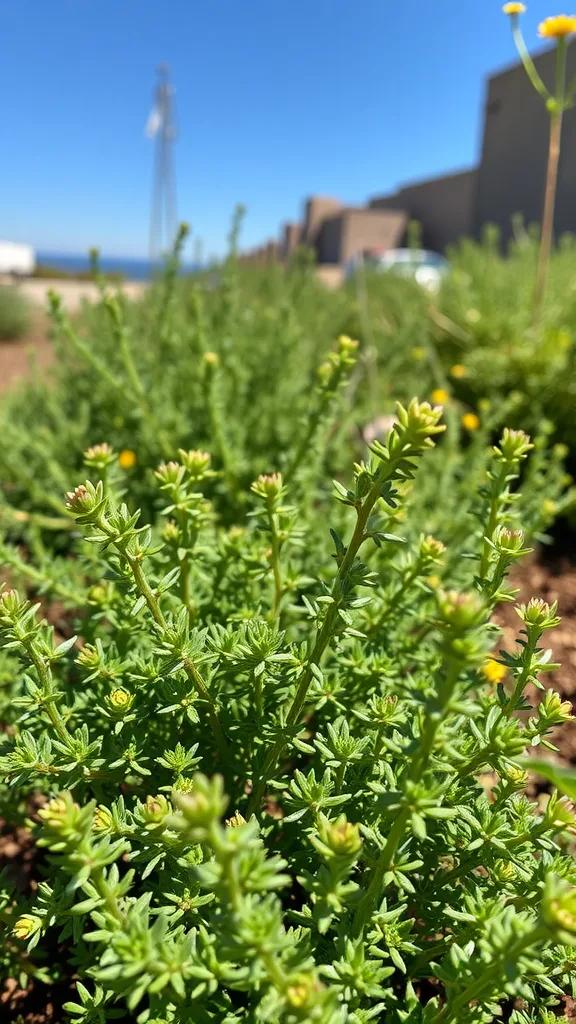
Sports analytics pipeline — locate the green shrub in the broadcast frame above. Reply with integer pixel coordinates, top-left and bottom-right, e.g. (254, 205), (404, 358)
(3, 221), (575, 560)
(0, 284), (31, 341)
(1, 403), (576, 1023)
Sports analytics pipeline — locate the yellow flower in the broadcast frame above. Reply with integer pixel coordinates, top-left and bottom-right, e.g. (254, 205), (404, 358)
(450, 364), (467, 379)
(411, 346), (426, 360)
(482, 659), (507, 684)
(503, 2), (526, 14)
(431, 388), (449, 405)
(13, 914), (42, 941)
(118, 449), (137, 469)
(462, 412), (480, 431)
(538, 14), (576, 38)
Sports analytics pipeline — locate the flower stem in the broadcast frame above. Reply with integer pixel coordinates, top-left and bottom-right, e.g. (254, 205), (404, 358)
(433, 930), (546, 1023)
(533, 112), (562, 330)
(352, 660), (458, 936)
(533, 40), (567, 331)
(100, 519), (230, 762)
(351, 808), (410, 936)
(266, 503), (283, 623)
(247, 472), (385, 817)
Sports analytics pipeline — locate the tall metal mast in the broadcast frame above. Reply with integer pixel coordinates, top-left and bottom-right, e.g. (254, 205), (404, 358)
(148, 64), (177, 262)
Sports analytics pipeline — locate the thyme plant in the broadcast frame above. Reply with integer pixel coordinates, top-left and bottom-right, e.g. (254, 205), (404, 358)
(1, 402), (576, 1023)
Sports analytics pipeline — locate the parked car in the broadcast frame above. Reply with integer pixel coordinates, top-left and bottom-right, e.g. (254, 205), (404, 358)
(345, 247), (450, 291)
(0, 241), (36, 279)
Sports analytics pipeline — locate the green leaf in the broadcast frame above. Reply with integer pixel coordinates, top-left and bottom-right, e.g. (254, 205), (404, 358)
(523, 758), (576, 800)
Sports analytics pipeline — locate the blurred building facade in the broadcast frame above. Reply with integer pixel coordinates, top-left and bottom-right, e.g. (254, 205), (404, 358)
(473, 41), (576, 245)
(243, 43), (576, 267)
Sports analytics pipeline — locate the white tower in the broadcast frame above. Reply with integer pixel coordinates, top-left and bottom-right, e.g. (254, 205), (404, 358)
(146, 65), (177, 262)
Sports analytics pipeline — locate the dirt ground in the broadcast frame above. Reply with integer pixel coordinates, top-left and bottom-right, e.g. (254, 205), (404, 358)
(0, 314), (54, 393)
(0, 277), (147, 393)
(10, 276), (146, 312)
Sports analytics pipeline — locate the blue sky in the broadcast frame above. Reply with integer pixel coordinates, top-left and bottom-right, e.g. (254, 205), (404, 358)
(1, 1), (557, 258)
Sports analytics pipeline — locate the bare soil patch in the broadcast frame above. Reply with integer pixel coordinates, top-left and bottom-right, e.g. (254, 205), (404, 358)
(0, 315), (53, 394)
(497, 556), (576, 762)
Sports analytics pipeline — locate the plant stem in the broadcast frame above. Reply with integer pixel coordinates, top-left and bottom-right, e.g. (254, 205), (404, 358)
(352, 660), (458, 936)
(123, 549), (167, 629)
(433, 930), (546, 1023)
(50, 300), (123, 394)
(205, 362), (236, 491)
(92, 867), (125, 927)
(182, 657), (230, 763)
(247, 480), (381, 816)
(368, 563), (421, 634)
(115, 318), (172, 460)
(408, 662), (459, 783)
(351, 808), (410, 936)
(248, 440), (423, 817)
(101, 521), (230, 762)
(533, 112), (562, 330)
(266, 503), (283, 623)
(179, 550), (194, 622)
(254, 671), (263, 723)
(533, 40), (566, 331)
(20, 636), (73, 746)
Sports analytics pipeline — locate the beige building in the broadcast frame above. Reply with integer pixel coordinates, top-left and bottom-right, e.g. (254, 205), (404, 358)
(245, 42), (575, 268)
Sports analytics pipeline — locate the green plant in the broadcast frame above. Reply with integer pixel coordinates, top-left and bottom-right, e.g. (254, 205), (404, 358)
(0, 284), (31, 341)
(503, 5), (576, 327)
(1, 404), (576, 1023)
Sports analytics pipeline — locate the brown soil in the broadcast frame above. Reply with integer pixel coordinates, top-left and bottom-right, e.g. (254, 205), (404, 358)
(0, 316), (53, 394)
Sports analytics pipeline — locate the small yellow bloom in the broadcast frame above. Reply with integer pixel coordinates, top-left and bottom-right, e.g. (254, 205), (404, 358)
(503, 2), (526, 14)
(462, 412), (480, 431)
(118, 449), (137, 469)
(13, 914), (42, 941)
(482, 659), (507, 684)
(450, 364), (467, 379)
(538, 14), (576, 38)
(412, 346), (426, 360)
(431, 388), (449, 405)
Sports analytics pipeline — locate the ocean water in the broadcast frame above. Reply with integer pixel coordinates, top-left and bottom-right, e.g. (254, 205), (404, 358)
(36, 251), (200, 281)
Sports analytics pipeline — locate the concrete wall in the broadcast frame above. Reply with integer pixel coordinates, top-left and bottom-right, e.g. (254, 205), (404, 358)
(316, 215), (343, 264)
(370, 168), (477, 252)
(341, 209), (407, 263)
(316, 209), (408, 263)
(474, 43), (576, 245)
(281, 222), (301, 260)
(302, 196), (343, 246)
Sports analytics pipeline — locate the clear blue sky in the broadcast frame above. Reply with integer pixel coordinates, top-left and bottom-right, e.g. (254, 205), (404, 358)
(1, 0), (556, 258)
